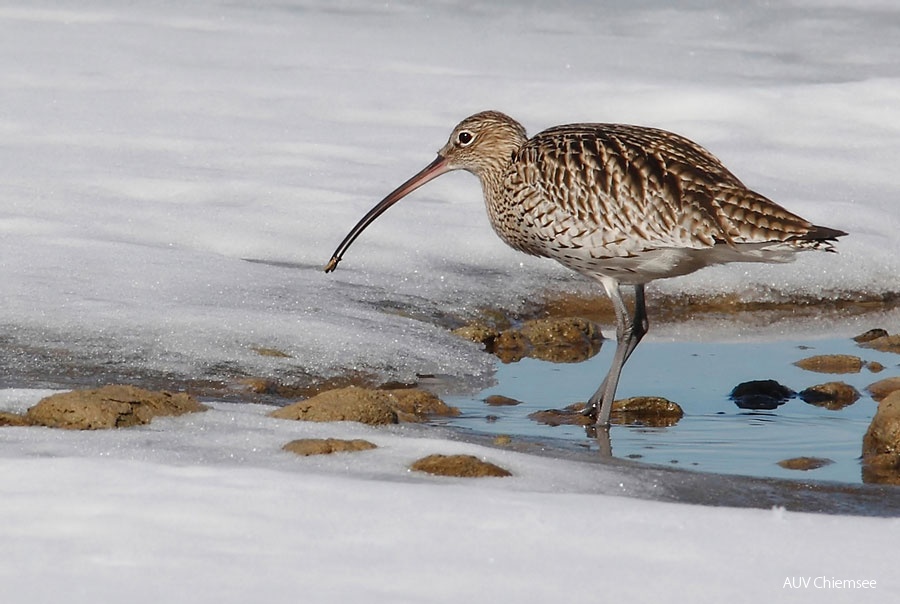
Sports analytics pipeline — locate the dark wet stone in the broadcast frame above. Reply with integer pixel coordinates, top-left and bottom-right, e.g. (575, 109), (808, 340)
(799, 382), (860, 409)
(866, 377), (900, 402)
(777, 457), (834, 471)
(854, 328), (889, 343)
(484, 394), (522, 406)
(26, 385), (207, 430)
(409, 454), (512, 478)
(730, 379), (794, 410)
(862, 391), (900, 485)
(859, 334), (900, 354)
(283, 438), (377, 456)
(793, 354), (864, 374)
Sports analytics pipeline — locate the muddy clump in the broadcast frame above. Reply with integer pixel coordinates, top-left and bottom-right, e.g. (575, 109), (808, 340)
(271, 387), (399, 425)
(798, 382), (860, 409)
(866, 377), (900, 402)
(528, 403), (594, 427)
(862, 391), (900, 485)
(777, 457), (834, 471)
(386, 388), (459, 422)
(270, 386), (457, 425)
(611, 396), (684, 427)
(251, 346), (293, 358)
(0, 412), (33, 427)
(25, 385), (207, 430)
(458, 316), (603, 363)
(283, 438), (377, 456)
(529, 397), (683, 428)
(484, 395), (522, 407)
(730, 380), (794, 410)
(409, 454), (511, 478)
(859, 333), (900, 354)
(793, 354), (864, 374)
(452, 322), (501, 347)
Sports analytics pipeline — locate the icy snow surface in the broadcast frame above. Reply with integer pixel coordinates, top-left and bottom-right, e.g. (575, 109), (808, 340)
(2, 1), (900, 601)
(2, 0), (900, 387)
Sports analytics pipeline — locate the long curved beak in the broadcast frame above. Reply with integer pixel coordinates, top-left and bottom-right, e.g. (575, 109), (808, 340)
(324, 154), (451, 273)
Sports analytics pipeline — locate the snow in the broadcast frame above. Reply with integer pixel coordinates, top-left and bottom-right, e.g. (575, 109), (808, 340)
(4, 0), (900, 386)
(1, 390), (897, 603)
(2, 1), (900, 601)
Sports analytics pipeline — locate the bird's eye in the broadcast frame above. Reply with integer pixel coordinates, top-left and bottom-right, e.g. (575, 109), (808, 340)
(457, 130), (474, 146)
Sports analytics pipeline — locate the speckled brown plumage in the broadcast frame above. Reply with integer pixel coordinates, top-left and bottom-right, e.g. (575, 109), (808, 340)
(325, 110), (846, 427)
(441, 112), (843, 285)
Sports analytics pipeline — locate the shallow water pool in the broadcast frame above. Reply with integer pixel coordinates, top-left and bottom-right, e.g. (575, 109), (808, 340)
(442, 335), (896, 484)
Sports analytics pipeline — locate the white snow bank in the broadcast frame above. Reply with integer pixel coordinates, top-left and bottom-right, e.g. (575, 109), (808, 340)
(2, 1), (900, 387)
(0, 389), (895, 603)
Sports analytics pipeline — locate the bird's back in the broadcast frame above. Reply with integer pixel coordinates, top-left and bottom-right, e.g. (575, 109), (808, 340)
(489, 123), (843, 283)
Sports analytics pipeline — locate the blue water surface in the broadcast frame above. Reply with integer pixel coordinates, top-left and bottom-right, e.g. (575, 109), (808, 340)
(443, 336), (896, 484)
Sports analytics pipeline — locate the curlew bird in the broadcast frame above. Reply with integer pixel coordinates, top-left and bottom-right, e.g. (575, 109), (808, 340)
(324, 111), (846, 427)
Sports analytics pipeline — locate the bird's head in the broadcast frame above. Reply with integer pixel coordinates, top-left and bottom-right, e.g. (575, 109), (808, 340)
(437, 111), (528, 178)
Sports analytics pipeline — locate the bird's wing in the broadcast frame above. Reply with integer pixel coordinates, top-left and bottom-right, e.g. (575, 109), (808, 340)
(505, 124), (816, 259)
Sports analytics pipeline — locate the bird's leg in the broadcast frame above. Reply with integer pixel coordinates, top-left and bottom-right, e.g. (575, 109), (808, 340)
(584, 283), (649, 427)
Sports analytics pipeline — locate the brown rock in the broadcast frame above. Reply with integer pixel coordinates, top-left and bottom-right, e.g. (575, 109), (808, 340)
(529, 398), (682, 427)
(859, 334), (900, 354)
(798, 382), (860, 409)
(386, 388), (459, 422)
(867, 361), (885, 373)
(493, 329), (531, 363)
(282, 438), (376, 456)
(793, 354), (864, 374)
(611, 396), (684, 427)
(0, 411), (33, 427)
(854, 328), (889, 343)
(484, 395), (522, 406)
(270, 386), (399, 425)
(451, 323), (499, 346)
(518, 317), (603, 362)
(410, 454), (511, 478)
(26, 385), (207, 430)
(862, 391), (900, 484)
(528, 403), (594, 427)
(239, 378), (271, 394)
(251, 347), (292, 358)
(866, 377), (900, 402)
(492, 317), (603, 363)
(777, 457), (834, 471)
(269, 386), (456, 424)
